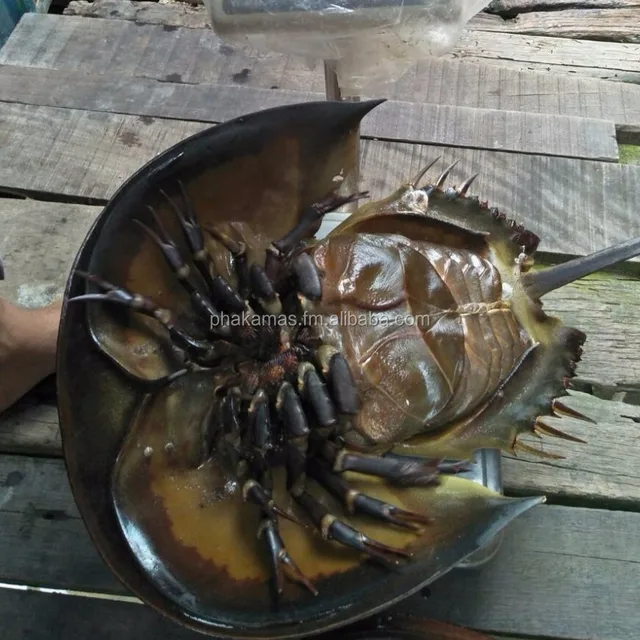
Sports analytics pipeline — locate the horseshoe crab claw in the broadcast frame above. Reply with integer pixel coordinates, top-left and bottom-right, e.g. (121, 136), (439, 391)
(57, 99), (545, 639)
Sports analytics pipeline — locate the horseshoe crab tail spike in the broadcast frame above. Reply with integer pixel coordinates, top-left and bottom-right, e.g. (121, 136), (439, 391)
(0, 256), (4, 280)
(523, 237), (640, 299)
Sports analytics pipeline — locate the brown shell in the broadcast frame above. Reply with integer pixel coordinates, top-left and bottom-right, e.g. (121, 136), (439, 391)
(303, 174), (585, 459)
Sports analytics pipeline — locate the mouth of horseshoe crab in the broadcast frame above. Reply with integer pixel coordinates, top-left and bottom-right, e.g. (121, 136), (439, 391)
(57, 101), (549, 639)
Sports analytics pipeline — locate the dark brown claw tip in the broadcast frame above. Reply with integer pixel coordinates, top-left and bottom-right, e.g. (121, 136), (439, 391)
(551, 399), (597, 425)
(534, 419), (587, 445)
(0, 256), (4, 280)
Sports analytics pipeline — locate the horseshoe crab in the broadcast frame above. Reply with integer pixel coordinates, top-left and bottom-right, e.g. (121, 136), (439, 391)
(57, 100), (640, 638)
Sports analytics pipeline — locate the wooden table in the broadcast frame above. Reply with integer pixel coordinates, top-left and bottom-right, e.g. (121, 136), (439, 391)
(1, 8), (640, 640)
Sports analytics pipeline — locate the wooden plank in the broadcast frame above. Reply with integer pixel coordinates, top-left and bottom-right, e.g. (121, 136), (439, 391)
(5, 12), (640, 89)
(64, 0), (212, 28)
(475, 8), (640, 43)
(487, 1), (640, 16)
(393, 59), (640, 142)
(453, 30), (640, 83)
(0, 453), (638, 639)
(0, 199), (101, 306)
(0, 590), (526, 640)
(0, 103), (638, 256)
(358, 140), (640, 257)
(0, 103), (209, 202)
(0, 66), (620, 161)
(4, 14), (640, 133)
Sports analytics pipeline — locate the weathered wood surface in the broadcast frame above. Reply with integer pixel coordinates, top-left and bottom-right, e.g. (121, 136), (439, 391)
(454, 30), (640, 83)
(6, 14), (640, 140)
(0, 65), (620, 161)
(0, 199), (100, 307)
(477, 8), (640, 43)
(487, 0), (640, 15)
(10, 12), (640, 85)
(0, 453), (638, 640)
(1, 102), (638, 256)
(0, 103), (208, 202)
(0, 590), (526, 640)
(62, 0), (640, 47)
(65, 0), (212, 28)
(4, 14), (640, 139)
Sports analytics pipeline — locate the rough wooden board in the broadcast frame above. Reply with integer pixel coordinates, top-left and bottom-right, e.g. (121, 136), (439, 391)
(0, 402), (60, 456)
(0, 102), (638, 256)
(0, 13), (327, 91)
(7, 12), (640, 87)
(0, 591), (527, 640)
(0, 454), (638, 640)
(502, 389), (640, 507)
(396, 504), (640, 640)
(0, 102), (209, 202)
(0, 199), (101, 306)
(65, 0), (212, 28)
(487, 0), (640, 15)
(5, 14), (640, 138)
(453, 30), (640, 83)
(0, 66), (620, 161)
(476, 8), (640, 43)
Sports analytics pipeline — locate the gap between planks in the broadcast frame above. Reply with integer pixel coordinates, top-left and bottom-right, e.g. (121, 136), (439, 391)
(2, 198), (640, 506)
(0, 65), (620, 162)
(3, 12), (640, 142)
(0, 452), (638, 640)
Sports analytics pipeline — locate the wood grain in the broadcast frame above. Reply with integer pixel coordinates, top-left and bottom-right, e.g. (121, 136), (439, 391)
(0, 65), (620, 161)
(0, 104), (638, 257)
(5, 12), (640, 89)
(454, 29), (640, 83)
(0, 452), (638, 640)
(5, 14), (640, 138)
(477, 8), (640, 43)
(0, 199), (101, 306)
(0, 102), (208, 202)
(64, 0), (212, 28)
(487, 0), (640, 15)
(0, 590), (526, 640)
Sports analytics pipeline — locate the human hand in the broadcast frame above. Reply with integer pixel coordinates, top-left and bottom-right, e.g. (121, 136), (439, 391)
(0, 295), (62, 414)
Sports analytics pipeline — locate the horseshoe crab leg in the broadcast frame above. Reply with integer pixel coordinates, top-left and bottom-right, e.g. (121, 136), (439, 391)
(213, 386), (316, 598)
(134, 210), (225, 327)
(161, 182), (218, 295)
(69, 273), (237, 364)
(273, 191), (369, 257)
(265, 190), (369, 281)
(322, 442), (444, 487)
(307, 458), (433, 531)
